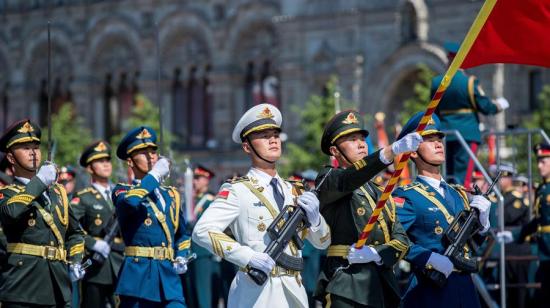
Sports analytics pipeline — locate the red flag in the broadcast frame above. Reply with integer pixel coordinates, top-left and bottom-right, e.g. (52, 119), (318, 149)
(462, 0), (550, 68)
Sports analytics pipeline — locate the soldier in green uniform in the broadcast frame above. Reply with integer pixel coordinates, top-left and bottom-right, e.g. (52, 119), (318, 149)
(496, 162), (530, 308)
(315, 110), (420, 307)
(432, 42), (509, 187)
(186, 164), (219, 308)
(71, 141), (124, 308)
(0, 119), (86, 307)
(515, 143), (550, 306)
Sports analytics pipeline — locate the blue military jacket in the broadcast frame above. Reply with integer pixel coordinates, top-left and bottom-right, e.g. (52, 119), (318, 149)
(431, 70), (499, 143)
(113, 174), (190, 302)
(393, 177), (482, 307)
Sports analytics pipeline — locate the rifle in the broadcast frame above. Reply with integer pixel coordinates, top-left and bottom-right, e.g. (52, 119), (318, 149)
(91, 215), (120, 264)
(247, 169), (332, 285)
(425, 172), (502, 287)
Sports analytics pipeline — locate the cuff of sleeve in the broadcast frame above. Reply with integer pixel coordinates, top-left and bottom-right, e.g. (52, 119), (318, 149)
(379, 150), (393, 165)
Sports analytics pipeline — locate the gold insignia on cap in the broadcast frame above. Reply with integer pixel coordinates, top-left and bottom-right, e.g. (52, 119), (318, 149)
(94, 142), (107, 152)
(257, 107), (274, 119)
(342, 112), (359, 125)
(17, 122), (34, 133)
(357, 207), (366, 216)
(434, 226), (444, 235)
(136, 128), (152, 139)
(427, 117), (435, 125)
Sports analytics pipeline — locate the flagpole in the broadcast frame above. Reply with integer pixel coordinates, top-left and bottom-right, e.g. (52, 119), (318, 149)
(355, 0), (497, 246)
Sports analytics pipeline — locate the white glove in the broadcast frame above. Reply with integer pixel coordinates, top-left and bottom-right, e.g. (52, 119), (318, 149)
(92, 239), (111, 258)
(392, 132), (423, 155)
(494, 97), (510, 111)
(496, 231), (514, 244)
(36, 162), (57, 187)
(149, 157), (171, 183)
(348, 244), (382, 265)
(427, 252), (454, 278)
(470, 195), (491, 233)
(248, 251), (275, 275)
(297, 192), (320, 227)
(173, 256), (188, 274)
(69, 263), (86, 282)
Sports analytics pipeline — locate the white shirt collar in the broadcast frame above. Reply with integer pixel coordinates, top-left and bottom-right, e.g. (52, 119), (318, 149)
(248, 167), (282, 188)
(418, 175), (446, 197)
(92, 182), (112, 200)
(15, 176), (30, 185)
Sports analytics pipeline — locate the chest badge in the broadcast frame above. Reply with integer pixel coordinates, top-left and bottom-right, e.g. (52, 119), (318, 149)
(93, 204), (104, 210)
(513, 200), (522, 209)
(144, 217), (153, 226)
(434, 226), (444, 235)
(357, 207), (366, 216)
(28, 218), (36, 227)
(94, 214), (103, 226)
(257, 222), (267, 232)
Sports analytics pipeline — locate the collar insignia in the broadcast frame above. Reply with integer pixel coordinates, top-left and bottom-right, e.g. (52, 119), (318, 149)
(342, 112), (359, 125)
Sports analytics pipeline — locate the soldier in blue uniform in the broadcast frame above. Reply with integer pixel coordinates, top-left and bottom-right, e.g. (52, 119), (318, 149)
(432, 42), (509, 187)
(515, 143), (550, 306)
(392, 112), (492, 308)
(112, 126), (191, 308)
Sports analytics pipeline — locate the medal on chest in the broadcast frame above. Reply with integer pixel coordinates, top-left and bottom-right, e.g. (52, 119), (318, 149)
(94, 214), (103, 226)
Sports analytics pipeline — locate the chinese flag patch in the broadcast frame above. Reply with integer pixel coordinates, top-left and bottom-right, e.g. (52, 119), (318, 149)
(115, 189), (126, 197)
(0, 192), (3, 199)
(394, 197), (405, 208)
(216, 189), (230, 200)
(70, 197), (80, 205)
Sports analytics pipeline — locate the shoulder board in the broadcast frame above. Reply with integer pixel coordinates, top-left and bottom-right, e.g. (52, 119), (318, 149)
(76, 187), (96, 196)
(1, 184), (22, 194)
(511, 190), (523, 198)
(287, 179), (304, 187)
(450, 184), (466, 192)
(115, 182), (134, 188)
(226, 176), (250, 184)
(400, 182), (422, 191)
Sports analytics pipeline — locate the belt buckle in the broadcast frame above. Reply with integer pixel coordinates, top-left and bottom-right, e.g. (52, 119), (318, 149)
(154, 247), (166, 260)
(44, 246), (57, 260)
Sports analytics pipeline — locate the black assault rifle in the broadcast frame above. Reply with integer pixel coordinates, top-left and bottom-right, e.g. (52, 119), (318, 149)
(425, 171), (502, 287)
(247, 169), (332, 285)
(92, 216), (120, 264)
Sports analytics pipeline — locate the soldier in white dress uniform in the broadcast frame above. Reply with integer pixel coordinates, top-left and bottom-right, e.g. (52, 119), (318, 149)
(192, 103), (331, 308)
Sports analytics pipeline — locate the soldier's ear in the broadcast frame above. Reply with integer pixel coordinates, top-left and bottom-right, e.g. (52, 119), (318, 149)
(242, 141), (251, 154)
(410, 151), (418, 159)
(328, 145), (340, 158)
(126, 158), (133, 168)
(5, 151), (16, 165)
(86, 165), (93, 174)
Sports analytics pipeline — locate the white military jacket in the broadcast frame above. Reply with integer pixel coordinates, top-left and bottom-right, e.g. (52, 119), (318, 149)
(192, 168), (331, 308)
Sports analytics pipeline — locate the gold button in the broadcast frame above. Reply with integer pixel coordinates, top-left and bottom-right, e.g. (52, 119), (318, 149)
(259, 216), (264, 220)
(374, 241), (380, 245)
(395, 253), (399, 257)
(134, 258), (139, 262)
(50, 241), (54, 246)
(17, 261), (23, 266)
(226, 246), (232, 251)
(161, 242), (166, 247)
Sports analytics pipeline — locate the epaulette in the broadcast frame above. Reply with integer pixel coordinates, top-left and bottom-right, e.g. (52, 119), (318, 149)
(450, 183), (466, 192)
(226, 176), (250, 184)
(76, 187), (96, 196)
(400, 182), (422, 191)
(0, 184), (22, 194)
(116, 182), (134, 188)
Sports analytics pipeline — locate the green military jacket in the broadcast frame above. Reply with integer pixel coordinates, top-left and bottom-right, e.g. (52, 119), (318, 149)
(315, 151), (410, 307)
(0, 177), (85, 305)
(520, 179), (550, 261)
(71, 185), (124, 285)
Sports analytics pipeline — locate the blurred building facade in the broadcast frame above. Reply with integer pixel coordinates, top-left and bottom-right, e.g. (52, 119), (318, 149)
(0, 0), (549, 172)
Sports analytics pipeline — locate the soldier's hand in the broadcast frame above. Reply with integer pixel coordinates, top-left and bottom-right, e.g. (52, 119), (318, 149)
(92, 239), (111, 258)
(496, 231), (514, 244)
(494, 97), (510, 111)
(36, 161), (58, 187)
(427, 252), (453, 278)
(470, 195), (491, 233)
(248, 251), (275, 275)
(69, 263), (86, 282)
(149, 156), (171, 183)
(173, 256), (189, 274)
(348, 244), (382, 265)
(297, 192), (320, 227)
(391, 132), (423, 155)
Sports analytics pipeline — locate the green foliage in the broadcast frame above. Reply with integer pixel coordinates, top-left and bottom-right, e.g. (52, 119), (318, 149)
(42, 104), (92, 167)
(279, 78), (339, 175)
(398, 64), (436, 125)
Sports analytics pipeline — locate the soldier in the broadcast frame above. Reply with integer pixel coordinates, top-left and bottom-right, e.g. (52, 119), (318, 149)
(392, 112), (491, 307)
(0, 119), (86, 307)
(71, 141), (124, 307)
(112, 126), (191, 307)
(432, 42), (509, 187)
(187, 164), (221, 308)
(192, 104), (331, 308)
(514, 143), (550, 306)
(315, 110), (418, 308)
(495, 162), (530, 307)
(59, 166), (77, 198)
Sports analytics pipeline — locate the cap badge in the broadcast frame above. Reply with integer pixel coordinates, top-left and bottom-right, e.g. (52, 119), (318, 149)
(17, 122), (34, 133)
(136, 128), (152, 139)
(342, 112), (359, 125)
(427, 117), (435, 125)
(94, 142), (108, 152)
(257, 107), (274, 119)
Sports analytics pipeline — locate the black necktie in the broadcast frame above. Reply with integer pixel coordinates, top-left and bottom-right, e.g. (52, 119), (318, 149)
(270, 178), (284, 210)
(105, 189), (114, 209)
